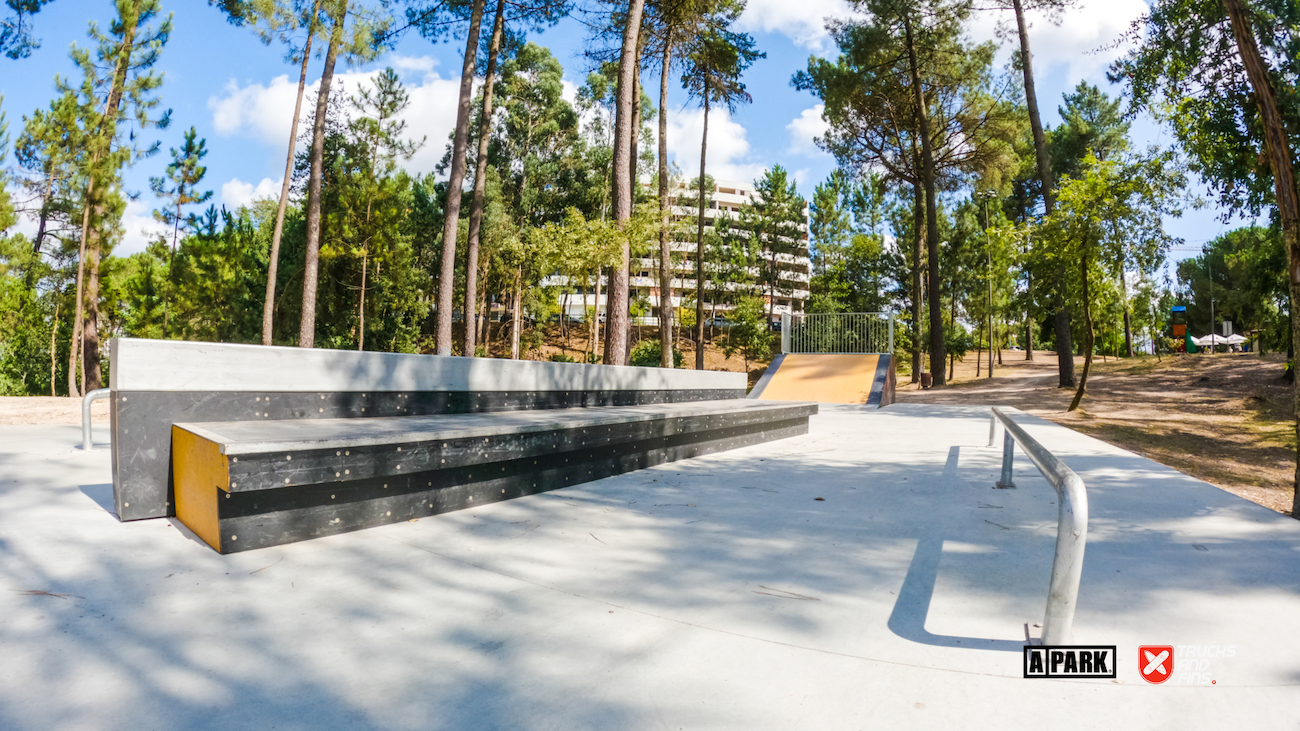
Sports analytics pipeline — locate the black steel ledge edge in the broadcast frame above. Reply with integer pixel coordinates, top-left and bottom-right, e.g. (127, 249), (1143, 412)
(111, 387), (746, 522)
(212, 417), (810, 553)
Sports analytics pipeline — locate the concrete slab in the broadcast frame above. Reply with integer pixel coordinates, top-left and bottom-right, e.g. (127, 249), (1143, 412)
(2, 406), (1299, 730)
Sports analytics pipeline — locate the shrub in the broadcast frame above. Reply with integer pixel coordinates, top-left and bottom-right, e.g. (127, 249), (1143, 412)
(629, 339), (684, 368)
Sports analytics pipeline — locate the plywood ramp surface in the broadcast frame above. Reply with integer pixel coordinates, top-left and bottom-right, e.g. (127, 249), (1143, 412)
(754, 354), (882, 405)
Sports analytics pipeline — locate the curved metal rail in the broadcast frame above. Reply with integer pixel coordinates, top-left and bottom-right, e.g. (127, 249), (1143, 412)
(82, 388), (111, 451)
(988, 406), (1088, 646)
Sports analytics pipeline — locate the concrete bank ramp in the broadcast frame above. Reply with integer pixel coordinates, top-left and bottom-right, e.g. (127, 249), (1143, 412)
(751, 353), (896, 406)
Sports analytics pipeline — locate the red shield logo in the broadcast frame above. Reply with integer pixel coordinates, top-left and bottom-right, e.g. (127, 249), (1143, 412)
(1140, 645), (1174, 684)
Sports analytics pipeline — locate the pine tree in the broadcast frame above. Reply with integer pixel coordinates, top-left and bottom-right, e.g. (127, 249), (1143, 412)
(681, 17), (762, 368)
(65, 0), (172, 395)
(150, 126), (212, 337)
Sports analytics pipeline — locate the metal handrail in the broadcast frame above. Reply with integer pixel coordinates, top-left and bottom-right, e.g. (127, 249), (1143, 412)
(988, 406), (1089, 646)
(82, 388), (110, 451)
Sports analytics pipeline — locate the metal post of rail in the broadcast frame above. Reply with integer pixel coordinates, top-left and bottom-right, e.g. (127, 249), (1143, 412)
(888, 312), (894, 354)
(988, 406), (1089, 646)
(781, 313), (791, 353)
(82, 388), (110, 451)
(997, 429), (1015, 488)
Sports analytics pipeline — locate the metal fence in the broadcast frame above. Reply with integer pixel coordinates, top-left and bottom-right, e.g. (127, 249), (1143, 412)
(780, 312), (894, 354)
(988, 407), (1089, 645)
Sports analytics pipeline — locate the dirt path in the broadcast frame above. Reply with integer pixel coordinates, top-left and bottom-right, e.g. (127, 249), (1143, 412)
(0, 396), (111, 425)
(899, 350), (1296, 516)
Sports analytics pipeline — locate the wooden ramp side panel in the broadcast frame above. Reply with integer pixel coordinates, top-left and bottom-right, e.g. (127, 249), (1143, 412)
(754, 354), (883, 405)
(172, 426), (229, 552)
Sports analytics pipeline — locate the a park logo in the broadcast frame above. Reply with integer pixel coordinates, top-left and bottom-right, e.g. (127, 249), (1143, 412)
(1139, 645), (1175, 684)
(1023, 646), (1117, 679)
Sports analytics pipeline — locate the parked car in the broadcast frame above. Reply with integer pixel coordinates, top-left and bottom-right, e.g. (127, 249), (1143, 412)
(705, 316), (733, 328)
(768, 319), (783, 332)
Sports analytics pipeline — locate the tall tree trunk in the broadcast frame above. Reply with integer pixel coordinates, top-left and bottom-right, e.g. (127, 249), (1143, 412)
(1119, 265), (1134, 357)
(1011, 0), (1072, 384)
(624, 57), (643, 364)
(658, 42), (674, 368)
(263, 0), (320, 346)
(82, 226), (103, 391)
(902, 13), (945, 385)
(30, 171), (54, 257)
(606, 0), (646, 366)
(68, 194), (92, 399)
(477, 290), (488, 350)
(298, 9), (345, 348)
(50, 301), (59, 396)
(1068, 244), (1094, 411)
(464, 0), (505, 358)
(436, 0), (487, 356)
(1025, 268), (1034, 360)
(1221, 0), (1300, 516)
(592, 270), (602, 360)
(81, 1), (141, 392)
(357, 249), (368, 350)
(911, 184), (923, 382)
(694, 96), (710, 370)
(511, 266), (522, 359)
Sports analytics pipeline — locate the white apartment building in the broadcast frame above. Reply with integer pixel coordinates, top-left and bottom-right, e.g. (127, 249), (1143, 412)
(545, 179), (812, 323)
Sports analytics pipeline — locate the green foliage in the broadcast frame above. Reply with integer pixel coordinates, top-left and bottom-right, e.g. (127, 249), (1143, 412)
(630, 338), (684, 368)
(1111, 0), (1300, 217)
(724, 295), (772, 367)
(1049, 82), (1130, 181)
(1177, 226), (1288, 350)
(792, 1), (1021, 195)
(150, 126), (213, 247)
(944, 321), (973, 362)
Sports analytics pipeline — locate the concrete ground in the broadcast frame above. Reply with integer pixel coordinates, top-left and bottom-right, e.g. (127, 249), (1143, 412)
(2, 405), (1298, 730)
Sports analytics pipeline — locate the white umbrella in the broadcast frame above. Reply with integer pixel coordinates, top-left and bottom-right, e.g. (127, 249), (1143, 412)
(1224, 334), (1248, 345)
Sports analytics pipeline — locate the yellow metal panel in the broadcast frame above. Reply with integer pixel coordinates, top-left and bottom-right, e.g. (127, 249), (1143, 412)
(756, 354), (881, 405)
(172, 425), (228, 552)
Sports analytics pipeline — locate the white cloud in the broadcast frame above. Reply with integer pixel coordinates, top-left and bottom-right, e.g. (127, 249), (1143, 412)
(786, 104), (829, 156)
(665, 107), (767, 186)
(967, 0), (1148, 83)
(119, 199), (169, 256)
(737, 0), (860, 50)
(207, 55), (462, 177)
(221, 177), (283, 209)
(209, 74), (301, 146)
(390, 55), (437, 73)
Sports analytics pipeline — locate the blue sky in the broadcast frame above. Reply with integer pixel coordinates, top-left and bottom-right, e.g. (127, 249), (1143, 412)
(3, 0), (1256, 273)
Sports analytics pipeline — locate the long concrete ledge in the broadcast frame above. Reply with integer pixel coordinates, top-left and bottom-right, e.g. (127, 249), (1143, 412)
(108, 339), (746, 522)
(110, 339), (744, 393)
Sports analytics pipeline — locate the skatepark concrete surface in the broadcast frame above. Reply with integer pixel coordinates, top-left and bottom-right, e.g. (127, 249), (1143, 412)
(3, 404), (1299, 730)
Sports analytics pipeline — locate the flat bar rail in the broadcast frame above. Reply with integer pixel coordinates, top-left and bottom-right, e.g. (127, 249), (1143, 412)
(988, 406), (1089, 646)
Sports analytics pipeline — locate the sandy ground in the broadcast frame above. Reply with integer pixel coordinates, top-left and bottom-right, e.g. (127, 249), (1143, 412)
(899, 349), (1296, 516)
(0, 396), (111, 425)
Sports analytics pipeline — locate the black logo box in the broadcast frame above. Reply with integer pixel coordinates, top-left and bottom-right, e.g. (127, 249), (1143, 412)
(1023, 646), (1118, 678)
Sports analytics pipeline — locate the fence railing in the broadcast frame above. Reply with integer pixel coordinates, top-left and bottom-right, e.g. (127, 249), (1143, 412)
(781, 312), (894, 354)
(988, 407), (1089, 646)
